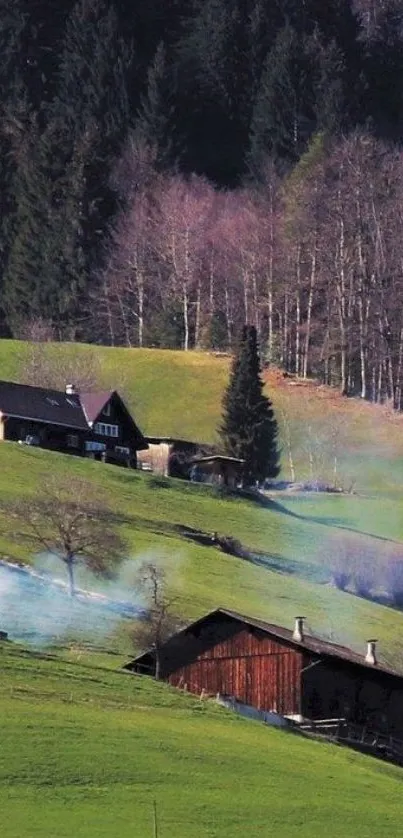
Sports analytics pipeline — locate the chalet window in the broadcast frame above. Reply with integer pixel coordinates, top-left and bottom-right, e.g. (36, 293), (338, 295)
(103, 402), (111, 417)
(94, 422), (119, 438)
(115, 445), (130, 456)
(67, 434), (79, 449)
(85, 441), (106, 453)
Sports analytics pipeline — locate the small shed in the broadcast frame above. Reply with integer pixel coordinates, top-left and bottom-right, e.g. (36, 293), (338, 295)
(125, 608), (403, 739)
(190, 455), (244, 488)
(137, 437), (214, 478)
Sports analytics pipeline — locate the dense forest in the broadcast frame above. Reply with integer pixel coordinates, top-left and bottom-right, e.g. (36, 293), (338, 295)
(2, 0), (403, 406)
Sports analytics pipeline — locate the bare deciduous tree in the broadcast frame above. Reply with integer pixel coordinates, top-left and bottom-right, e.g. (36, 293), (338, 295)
(130, 560), (183, 679)
(96, 131), (403, 411)
(18, 340), (102, 393)
(153, 174), (214, 351)
(11, 476), (127, 596)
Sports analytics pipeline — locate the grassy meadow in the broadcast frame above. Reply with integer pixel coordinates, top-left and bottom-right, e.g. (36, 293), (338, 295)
(1, 340), (403, 835)
(1, 338), (403, 491)
(0, 339), (402, 660)
(1, 443), (403, 669)
(1, 641), (403, 838)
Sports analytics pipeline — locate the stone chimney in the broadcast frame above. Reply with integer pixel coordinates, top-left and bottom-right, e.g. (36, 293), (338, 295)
(292, 616), (305, 642)
(65, 383), (75, 395)
(365, 639), (377, 665)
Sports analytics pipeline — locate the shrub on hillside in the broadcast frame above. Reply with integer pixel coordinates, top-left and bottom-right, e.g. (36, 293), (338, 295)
(328, 535), (381, 598)
(331, 561), (351, 592)
(350, 547), (379, 598)
(384, 549), (403, 607)
(328, 534), (356, 591)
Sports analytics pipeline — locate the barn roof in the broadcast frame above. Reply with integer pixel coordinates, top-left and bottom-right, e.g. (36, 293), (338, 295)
(126, 607), (403, 680)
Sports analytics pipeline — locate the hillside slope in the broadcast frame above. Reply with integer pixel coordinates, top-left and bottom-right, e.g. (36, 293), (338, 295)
(1, 340), (403, 492)
(1, 642), (403, 838)
(1, 444), (403, 670)
(0, 341), (403, 664)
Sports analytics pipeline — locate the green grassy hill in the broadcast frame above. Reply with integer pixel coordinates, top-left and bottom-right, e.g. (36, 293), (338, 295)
(0, 339), (402, 662)
(1, 339), (403, 492)
(1, 444), (403, 670)
(0, 340), (229, 442)
(1, 640), (403, 838)
(2, 341), (403, 834)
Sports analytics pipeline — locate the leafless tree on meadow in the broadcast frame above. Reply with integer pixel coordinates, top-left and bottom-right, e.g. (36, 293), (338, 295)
(18, 337), (102, 393)
(10, 476), (127, 597)
(130, 560), (184, 679)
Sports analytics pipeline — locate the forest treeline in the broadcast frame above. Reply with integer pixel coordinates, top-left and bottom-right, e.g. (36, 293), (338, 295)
(2, 0), (403, 406)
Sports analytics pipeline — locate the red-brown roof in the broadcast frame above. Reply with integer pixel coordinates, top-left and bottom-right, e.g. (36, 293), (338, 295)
(127, 607), (403, 680)
(79, 391), (114, 424)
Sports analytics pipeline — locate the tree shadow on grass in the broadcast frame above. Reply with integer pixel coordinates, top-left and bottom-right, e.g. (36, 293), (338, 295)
(246, 550), (329, 584)
(239, 490), (403, 545)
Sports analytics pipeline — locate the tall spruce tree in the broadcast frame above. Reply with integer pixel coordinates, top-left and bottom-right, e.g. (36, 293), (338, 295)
(45, 0), (133, 336)
(219, 325), (280, 486)
(136, 42), (174, 169)
(248, 25), (344, 176)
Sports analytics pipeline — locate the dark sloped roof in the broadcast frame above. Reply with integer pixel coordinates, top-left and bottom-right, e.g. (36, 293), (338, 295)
(192, 455), (245, 464)
(127, 607), (403, 681)
(146, 436), (199, 446)
(80, 391), (114, 424)
(0, 380), (88, 430)
(216, 609), (402, 677)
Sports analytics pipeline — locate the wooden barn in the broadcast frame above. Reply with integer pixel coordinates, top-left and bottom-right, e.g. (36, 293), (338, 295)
(125, 608), (403, 740)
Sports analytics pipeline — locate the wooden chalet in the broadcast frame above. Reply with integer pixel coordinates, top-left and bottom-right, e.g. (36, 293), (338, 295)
(125, 608), (403, 739)
(0, 380), (147, 467)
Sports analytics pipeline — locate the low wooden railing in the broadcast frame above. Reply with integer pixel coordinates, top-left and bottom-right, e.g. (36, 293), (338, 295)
(298, 717), (403, 763)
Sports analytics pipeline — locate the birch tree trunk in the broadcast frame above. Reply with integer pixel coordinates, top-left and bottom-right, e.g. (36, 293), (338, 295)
(194, 280), (201, 349)
(303, 245), (317, 378)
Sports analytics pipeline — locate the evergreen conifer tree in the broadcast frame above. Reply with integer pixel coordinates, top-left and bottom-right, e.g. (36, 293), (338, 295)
(248, 25), (344, 177)
(219, 325), (280, 486)
(136, 42), (174, 168)
(4, 0), (135, 338)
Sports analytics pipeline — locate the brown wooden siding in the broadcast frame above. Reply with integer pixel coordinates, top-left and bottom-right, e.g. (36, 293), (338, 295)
(165, 621), (303, 715)
(197, 627), (297, 659)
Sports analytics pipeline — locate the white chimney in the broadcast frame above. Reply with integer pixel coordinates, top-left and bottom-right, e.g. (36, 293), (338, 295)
(293, 616), (305, 642)
(365, 639), (377, 665)
(65, 384), (75, 395)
